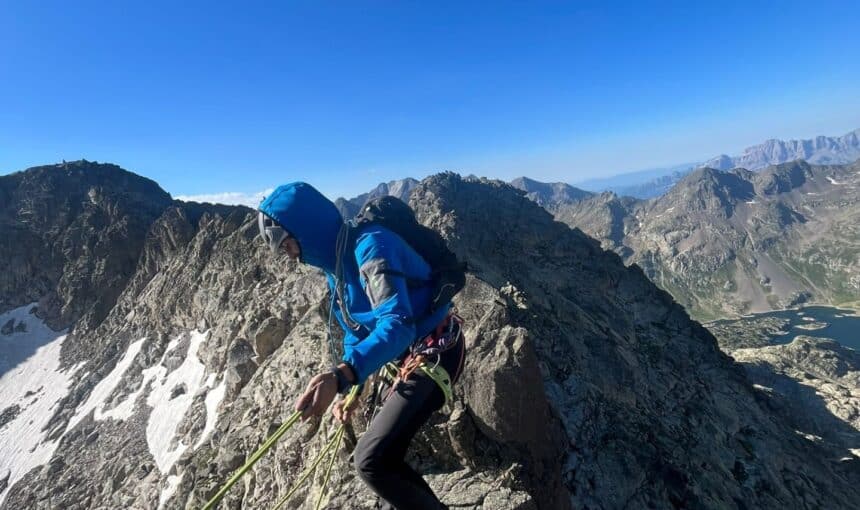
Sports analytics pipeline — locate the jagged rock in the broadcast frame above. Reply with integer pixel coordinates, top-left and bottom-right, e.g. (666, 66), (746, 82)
(732, 336), (860, 452)
(252, 316), (288, 361)
(225, 338), (257, 396)
(169, 384), (187, 400)
(0, 405), (21, 429)
(334, 177), (419, 219)
(0, 320), (13, 335)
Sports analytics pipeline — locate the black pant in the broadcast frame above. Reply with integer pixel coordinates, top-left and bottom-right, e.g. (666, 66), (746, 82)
(353, 341), (464, 510)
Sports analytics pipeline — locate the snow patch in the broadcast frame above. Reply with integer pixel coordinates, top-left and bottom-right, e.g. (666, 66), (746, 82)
(745, 200), (757, 204)
(796, 430), (823, 442)
(2, 319), (224, 503)
(158, 474), (183, 510)
(0, 305), (75, 507)
(194, 376), (227, 449)
(65, 328), (224, 475)
(144, 330), (210, 474)
(827, 176), (845, 185)
(65, 337), (147, 433)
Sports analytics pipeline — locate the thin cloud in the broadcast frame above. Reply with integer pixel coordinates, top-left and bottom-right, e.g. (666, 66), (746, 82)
(175, 188), (274, 208)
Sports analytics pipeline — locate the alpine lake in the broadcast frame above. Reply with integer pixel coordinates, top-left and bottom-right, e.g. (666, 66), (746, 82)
(705, 305), (860, 352)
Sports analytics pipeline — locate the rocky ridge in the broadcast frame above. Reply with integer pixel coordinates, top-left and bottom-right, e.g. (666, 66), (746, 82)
(508, 177), (592, 211)
(0, 161), (174, 332)
(2, 164), (860, 508)
(334, 177), (419, 220)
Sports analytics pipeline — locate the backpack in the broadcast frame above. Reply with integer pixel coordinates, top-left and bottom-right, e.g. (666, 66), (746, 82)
(354, 195), (466, 313)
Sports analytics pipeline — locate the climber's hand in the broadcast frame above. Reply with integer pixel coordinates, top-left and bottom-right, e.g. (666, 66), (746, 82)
(332, 396), (358, 424)
(295, 372), (337, 420)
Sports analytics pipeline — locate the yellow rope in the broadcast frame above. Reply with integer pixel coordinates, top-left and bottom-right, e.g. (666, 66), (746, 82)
(201, 409), (302, 510)
(270, 428), (340, 510)
(271, 385), (360, 510)
(315, 425), (346, 510)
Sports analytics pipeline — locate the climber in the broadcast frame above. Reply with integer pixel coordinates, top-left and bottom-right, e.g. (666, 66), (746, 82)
(257, 182), (465, 510)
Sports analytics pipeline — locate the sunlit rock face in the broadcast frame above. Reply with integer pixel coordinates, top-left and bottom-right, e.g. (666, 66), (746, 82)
(1, 163), (860, 509)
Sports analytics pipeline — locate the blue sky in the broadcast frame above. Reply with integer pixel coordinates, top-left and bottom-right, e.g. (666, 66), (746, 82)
(1, 1), (858, 201)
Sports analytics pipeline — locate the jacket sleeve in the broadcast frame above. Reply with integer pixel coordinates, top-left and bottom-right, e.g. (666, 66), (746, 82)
(341, 231), (416, 383)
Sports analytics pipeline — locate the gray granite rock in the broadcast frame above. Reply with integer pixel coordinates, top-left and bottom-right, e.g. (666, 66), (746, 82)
(253, 316), (288, 361)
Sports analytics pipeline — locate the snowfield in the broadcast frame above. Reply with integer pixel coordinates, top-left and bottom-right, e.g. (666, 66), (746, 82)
(0, 305), (75, 507)
(65, 330), (227, 474)
(65, 336), (148, 433)
(1, 312), (228, 505)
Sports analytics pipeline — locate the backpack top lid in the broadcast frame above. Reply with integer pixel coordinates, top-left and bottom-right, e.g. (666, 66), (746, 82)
(355, 195), (418, 231)
(354, 195), (466, 312)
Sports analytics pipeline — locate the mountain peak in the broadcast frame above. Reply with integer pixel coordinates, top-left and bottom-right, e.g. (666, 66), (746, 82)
(334, 177), (420, 219)
(3, 160), (172, 205)
(0, 161), (176, 330)
(662, 165), (756, 213)
(508, 176), (592, 209)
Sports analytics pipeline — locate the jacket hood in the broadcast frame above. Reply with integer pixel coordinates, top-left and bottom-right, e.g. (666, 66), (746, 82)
(258, 182), (343, 272)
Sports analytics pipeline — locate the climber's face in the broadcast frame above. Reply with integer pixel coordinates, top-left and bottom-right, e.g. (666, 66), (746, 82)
(280, 236), (302, 260)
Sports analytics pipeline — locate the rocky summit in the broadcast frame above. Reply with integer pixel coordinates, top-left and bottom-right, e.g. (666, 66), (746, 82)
(2, 162), (860, 509)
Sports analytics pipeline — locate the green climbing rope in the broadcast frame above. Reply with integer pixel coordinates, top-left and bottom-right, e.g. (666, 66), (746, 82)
(270, 426), (341, 510)
(201, 409), (303, 510)
(271, 385), (360, 510)
(315, 424), (346, 510)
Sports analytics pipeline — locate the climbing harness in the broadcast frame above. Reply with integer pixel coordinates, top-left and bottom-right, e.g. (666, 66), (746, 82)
(380, 312), (464, 408)
(201, 385), (360, 510)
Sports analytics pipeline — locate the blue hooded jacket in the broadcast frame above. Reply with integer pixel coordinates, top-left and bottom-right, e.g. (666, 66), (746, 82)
(259, 182), (450, 384)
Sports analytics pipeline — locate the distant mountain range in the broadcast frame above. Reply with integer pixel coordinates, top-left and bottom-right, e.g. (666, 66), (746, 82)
(575, 162), (698, 199)
(553, 160), (860, 320)
(701, 128), (860, 171)
(508, 177), (592, 211)
(575, 128), (860, 199)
